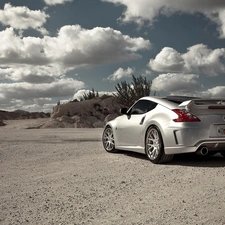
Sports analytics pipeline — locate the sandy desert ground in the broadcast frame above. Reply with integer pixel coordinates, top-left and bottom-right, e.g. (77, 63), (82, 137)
(1, 119), (225, 225)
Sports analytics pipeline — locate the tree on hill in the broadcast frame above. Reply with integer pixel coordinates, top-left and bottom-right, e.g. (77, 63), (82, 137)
(114, 75), (152, 107)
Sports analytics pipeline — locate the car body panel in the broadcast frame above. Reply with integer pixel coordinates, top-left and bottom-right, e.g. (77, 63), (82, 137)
(104, 96), (225, 156)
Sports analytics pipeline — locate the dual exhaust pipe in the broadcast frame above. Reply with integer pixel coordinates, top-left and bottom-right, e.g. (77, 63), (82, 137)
(196, 146), (209, 156)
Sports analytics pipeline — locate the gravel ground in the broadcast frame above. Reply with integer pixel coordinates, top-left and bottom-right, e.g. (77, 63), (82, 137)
(1, 120), (225, 225)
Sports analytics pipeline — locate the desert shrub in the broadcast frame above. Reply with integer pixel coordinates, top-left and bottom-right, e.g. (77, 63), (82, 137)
(81, 88), (99, 100)
(114, 75), (152, 107)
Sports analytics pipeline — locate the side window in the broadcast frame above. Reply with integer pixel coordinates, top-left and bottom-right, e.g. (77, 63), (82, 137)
(129, 100), (157, 115)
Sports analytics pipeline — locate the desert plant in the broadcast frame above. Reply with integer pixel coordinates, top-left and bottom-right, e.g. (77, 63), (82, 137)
(82, 88), (99, 100)
(114, 75), (152, 107)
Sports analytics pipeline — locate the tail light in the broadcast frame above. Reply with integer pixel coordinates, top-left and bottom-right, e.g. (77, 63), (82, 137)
(172, 109), (200, 122)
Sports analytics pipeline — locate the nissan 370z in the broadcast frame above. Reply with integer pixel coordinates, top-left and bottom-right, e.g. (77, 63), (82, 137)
(102, 96), (225, 164)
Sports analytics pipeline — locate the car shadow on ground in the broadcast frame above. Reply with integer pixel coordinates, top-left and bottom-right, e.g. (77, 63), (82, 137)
(170, 153), (225, 168)
(116, 151), (225, 168)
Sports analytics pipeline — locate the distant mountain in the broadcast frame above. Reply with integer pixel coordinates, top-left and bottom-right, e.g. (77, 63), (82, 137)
(0, 110), (50, 121)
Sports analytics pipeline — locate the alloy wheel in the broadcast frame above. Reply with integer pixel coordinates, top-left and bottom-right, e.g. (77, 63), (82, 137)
(102, 127), (116, 152)
(146, 127), (161, 160)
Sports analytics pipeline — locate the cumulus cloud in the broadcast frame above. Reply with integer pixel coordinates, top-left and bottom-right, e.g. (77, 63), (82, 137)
(107, 67), (134, 81)
(102, 0), (225, 38)
(0, 67), (55, 83)
(0, 78), (85, 111)
(0, 78), (84, 100)
(199, 86), (225, 98)
(152, 73), (200, 94)
(0, 26), (150, 78)
(0, 28), (50, 66)
(44, 0), (73, 5)
(0, 66), (65, 82)
(183, 44), (225, 76)
(0, 3), (49, 35)
(149, 47), (184, 72)
(44, 25), (151, 68)
(148, 44), (225, 76)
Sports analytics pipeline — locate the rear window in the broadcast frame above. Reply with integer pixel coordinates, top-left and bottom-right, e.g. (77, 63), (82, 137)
(129, 100), (157, 115)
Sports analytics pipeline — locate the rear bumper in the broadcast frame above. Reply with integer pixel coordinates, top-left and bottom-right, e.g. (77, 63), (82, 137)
(195, 140), (225, 151)
(165, 140), (225, 155)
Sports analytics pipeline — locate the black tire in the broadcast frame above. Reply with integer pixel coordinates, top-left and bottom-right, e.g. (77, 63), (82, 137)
(102, 126), (118, 153)
(145, 126), (173, 164)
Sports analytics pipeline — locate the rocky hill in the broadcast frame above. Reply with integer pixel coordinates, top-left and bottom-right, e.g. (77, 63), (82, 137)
(41, 96), (124, 128)
(0, 96), (126, 128)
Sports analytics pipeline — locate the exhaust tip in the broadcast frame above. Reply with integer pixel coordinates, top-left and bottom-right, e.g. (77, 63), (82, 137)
(196, 147), (209, 156)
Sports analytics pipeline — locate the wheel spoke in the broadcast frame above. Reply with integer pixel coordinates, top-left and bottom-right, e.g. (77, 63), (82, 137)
(146, 128), (161, 160)
(103, 127), (115, 151)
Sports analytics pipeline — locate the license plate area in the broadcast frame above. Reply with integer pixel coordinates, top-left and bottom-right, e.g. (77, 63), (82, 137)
(217, 125), (225, 136)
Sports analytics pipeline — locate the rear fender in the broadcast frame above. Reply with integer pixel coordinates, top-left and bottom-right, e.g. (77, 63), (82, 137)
(143, 120), (165, 146)
(142, 118), (178, 153)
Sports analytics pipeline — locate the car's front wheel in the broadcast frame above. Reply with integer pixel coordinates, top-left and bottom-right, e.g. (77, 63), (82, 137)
(145, 126), (173, 164)
(102, 126), (118, 153)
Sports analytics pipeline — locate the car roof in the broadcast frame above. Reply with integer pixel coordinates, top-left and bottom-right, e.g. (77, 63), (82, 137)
(139, 96), (202, 109)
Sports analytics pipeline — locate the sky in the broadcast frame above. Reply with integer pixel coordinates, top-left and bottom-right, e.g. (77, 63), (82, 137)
(0, 0), (225, 112)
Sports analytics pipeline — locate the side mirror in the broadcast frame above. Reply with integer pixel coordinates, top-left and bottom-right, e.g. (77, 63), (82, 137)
(120, 108), (128, 114)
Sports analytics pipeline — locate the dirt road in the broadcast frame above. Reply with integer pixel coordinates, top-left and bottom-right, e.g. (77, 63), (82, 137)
(1, 124), (225, 224)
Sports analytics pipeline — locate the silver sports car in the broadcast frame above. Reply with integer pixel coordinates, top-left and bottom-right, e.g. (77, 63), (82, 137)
(102, 96), (225, 164)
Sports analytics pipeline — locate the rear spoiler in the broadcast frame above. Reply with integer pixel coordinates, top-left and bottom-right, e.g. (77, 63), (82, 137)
(178, 99), (225, 115)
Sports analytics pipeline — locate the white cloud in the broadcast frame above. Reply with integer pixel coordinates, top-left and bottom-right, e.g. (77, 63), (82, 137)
(183, 44), (225, 76)
(0, 78), (85, 112)
(148, 44), (225, 76)
(107, 67), (134, 81)
(148, 47), (184, 72)
(44, 25), (151, 68)
(152, 73), (200, 94)
(0, 66), (62, 82)
(218, 10), (225, 38)
(198, 86), (225, 98)
(0, 78), (84, 100)
(102, 0), (225, 38)
(0, 3), (49, 34)
(44, 0), (73, 5)
(0, 26), (150, 78)
(0, 28), (50, 67)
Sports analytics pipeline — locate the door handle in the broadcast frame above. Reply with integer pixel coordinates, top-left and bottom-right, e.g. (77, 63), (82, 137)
(140, 116), (146, 125)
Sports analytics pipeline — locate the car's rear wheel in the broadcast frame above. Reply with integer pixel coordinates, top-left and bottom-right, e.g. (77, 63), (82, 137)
(102, 126), (118, 153)
(145, 126), (173, 164)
